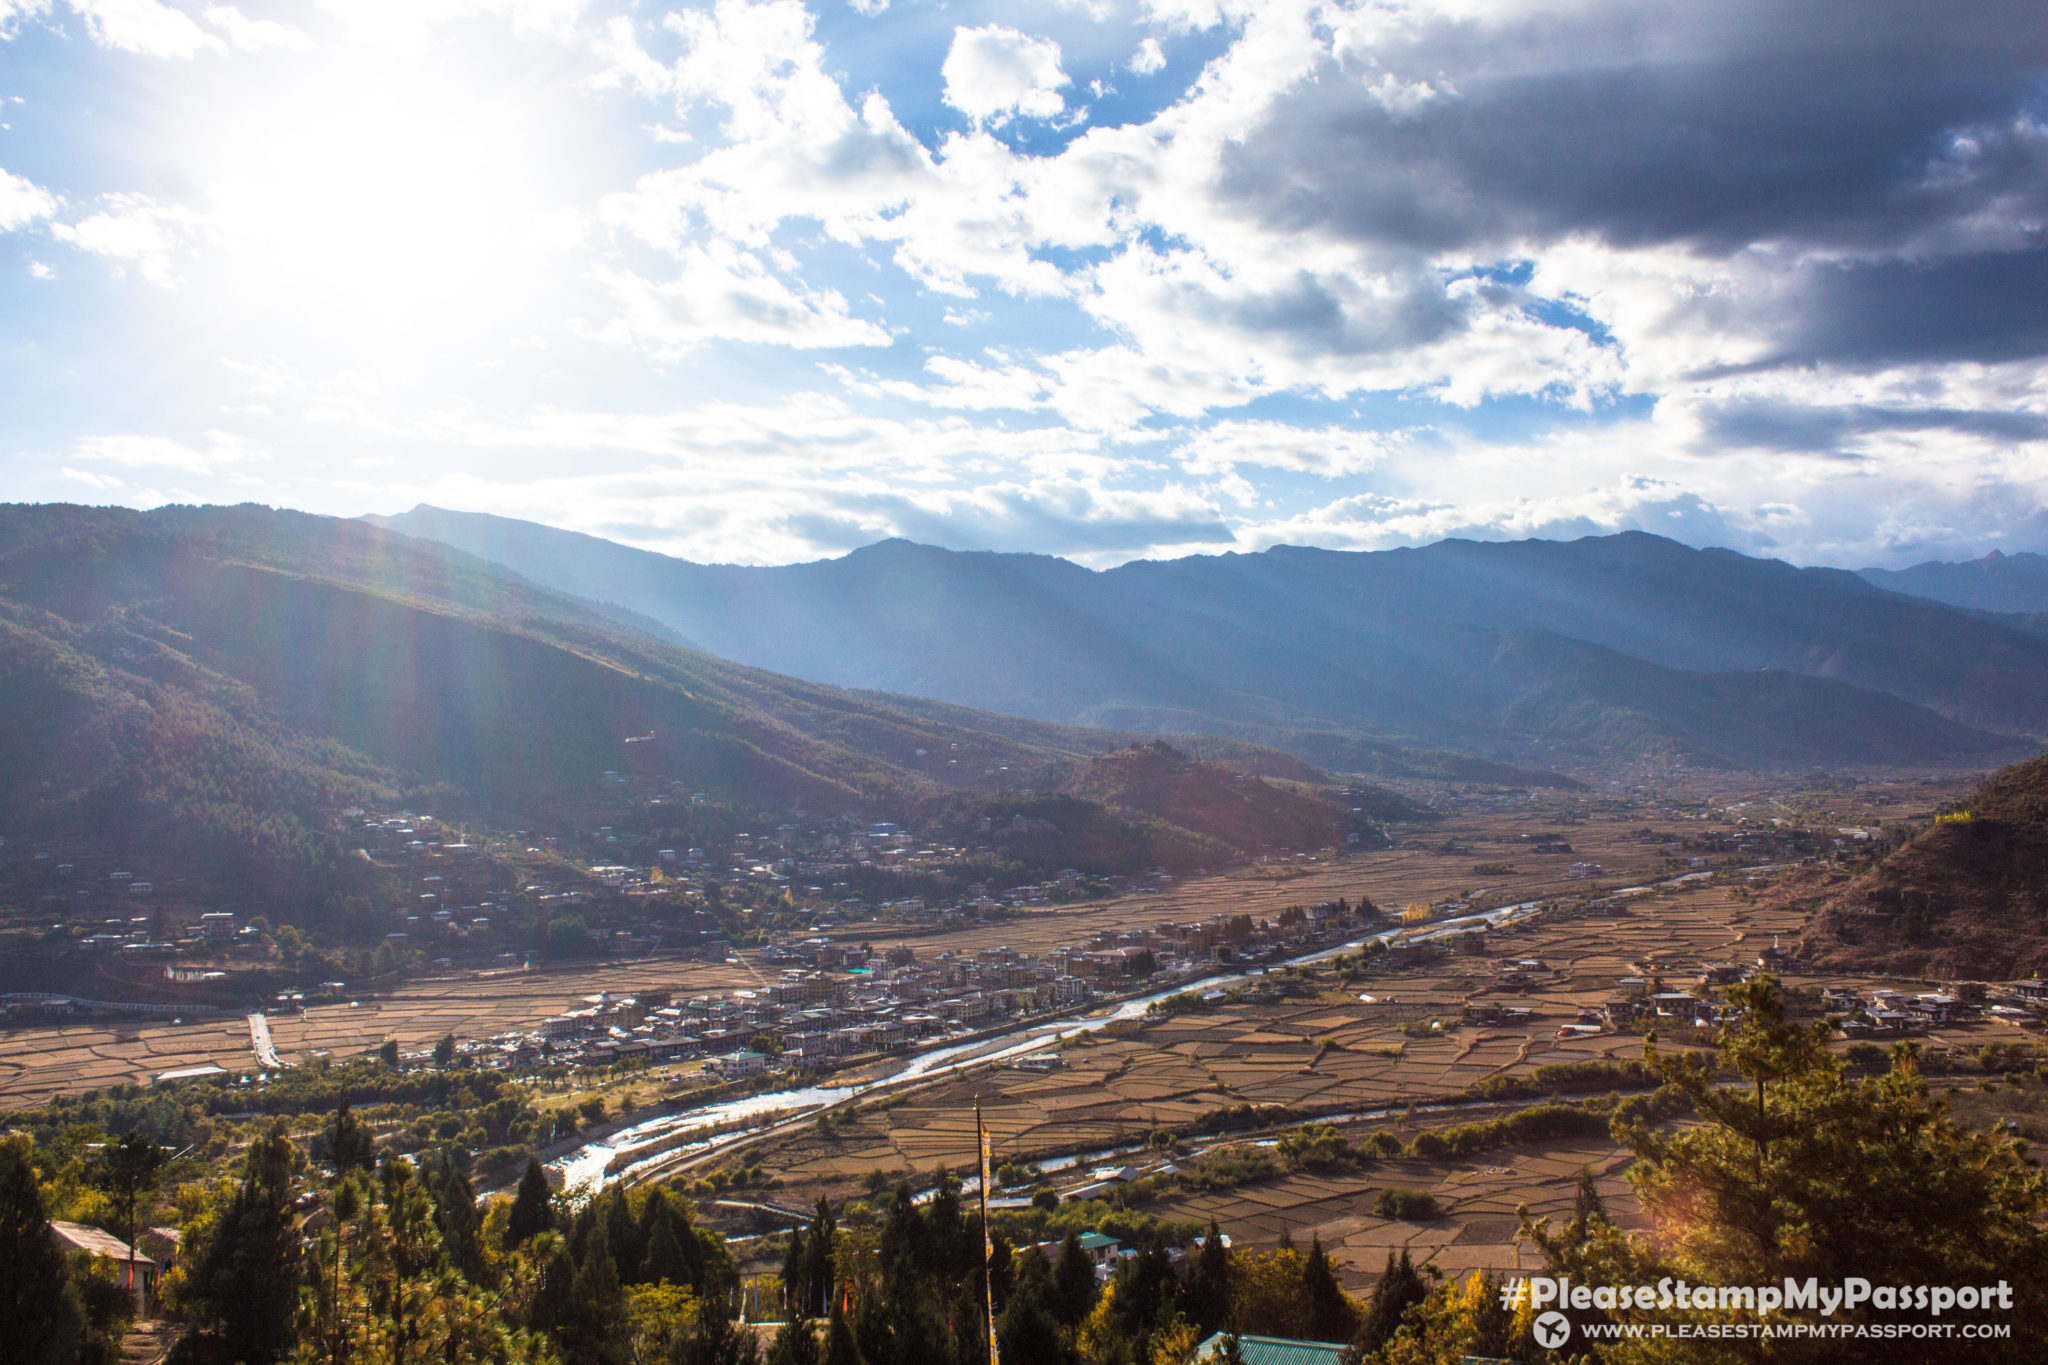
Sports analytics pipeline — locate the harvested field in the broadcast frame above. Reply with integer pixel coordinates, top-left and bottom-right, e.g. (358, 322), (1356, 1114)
(0, 955), (757, 1106)
(1150, 1135), (1648, 1288)
(0, 1014), (251, 1107)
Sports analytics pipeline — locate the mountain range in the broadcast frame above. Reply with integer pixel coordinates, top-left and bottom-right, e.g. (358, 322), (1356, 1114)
(1858, 550), (2048, 616)
(2, 505), (1425, 925)
(370, 506), (2042, 772)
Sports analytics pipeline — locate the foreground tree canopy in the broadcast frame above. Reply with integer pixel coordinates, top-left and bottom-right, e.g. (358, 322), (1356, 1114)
(4, 973), (2046, 1364)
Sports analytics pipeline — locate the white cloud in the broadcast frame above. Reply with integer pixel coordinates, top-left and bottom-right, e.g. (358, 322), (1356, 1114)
(1173, 420), (1400, 476)
(1129, 37), (1165, 75)
(50, 193), (207, 285)
(60, 465), (125, 490)
(201, 4), (308, 50)
(0, 165), (55, 230)
(68, 0), (224, 58)
(0, 1), (54, 37)
(68, 430), (266, 474)
(942, 25), (1070, 125)
(313, 0), (585, 54)
(593, 243), (892, 357)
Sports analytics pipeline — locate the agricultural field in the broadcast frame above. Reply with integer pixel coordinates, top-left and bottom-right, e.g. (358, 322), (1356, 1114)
(712, 862), (2037, 1292)
(0, 955), (759, 1106)
(0, 770), (1975, 1115)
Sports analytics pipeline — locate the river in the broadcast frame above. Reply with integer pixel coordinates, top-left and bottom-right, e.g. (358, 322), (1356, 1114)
(540, 894), (1563, 1194)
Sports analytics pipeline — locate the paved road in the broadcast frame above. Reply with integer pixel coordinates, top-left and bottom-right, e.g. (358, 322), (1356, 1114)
(247, 1013), (280, 1069)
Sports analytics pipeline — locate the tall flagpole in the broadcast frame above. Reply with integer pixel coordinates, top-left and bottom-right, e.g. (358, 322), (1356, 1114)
(978, 1095), (1000, 1364)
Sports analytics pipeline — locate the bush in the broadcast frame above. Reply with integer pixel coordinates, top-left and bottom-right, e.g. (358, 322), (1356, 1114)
(1406, 1104), (1608, 1160)
(1460, 1060), (1656, 1102)
(1176, 1146), (1278, 1192)
(1277, 1124), (1359, 1173)
(1374, 1187), (1440, 1220)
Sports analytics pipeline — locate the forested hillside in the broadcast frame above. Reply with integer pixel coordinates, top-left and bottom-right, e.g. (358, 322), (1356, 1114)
(0, 505), (1368, 943)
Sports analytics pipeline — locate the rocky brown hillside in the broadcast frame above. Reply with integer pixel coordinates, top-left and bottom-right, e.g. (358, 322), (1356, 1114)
(1799, 751), (2048, 979)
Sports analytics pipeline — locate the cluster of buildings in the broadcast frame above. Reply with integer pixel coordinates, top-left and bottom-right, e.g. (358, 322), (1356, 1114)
(469, 900), (1372, 1077)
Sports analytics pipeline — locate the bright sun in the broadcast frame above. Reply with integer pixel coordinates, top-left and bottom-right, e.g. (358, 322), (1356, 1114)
(192, 56), (574, 349)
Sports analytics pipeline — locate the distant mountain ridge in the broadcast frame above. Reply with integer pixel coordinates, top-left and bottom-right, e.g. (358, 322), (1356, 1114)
(0, 504), (1377, 925)
(1859, 550), (2048, 615)
(370, 506), (2034, 770)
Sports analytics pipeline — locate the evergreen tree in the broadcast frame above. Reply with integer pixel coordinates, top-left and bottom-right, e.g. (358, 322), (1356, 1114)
(767, 1317), (820, 1365)
(603, 1188), (644, 1285)
(560, 1217), (627, 1365)
(323, 1101), (375, 1178)
(782, 1227), (807, 1320)
(645, 1207), (693, 1289)
(672, 1294), (762, 1365)
(800, 1199), (837, 1319)
(424, 1149), (491, 1286)
(96, 1130), (166, 1301)
(1185, 1222), (1232, 1335)
(178, 1122), (301, 1365)
(821, 1302), (862, 1365)
(994, 1268), (1068, 1365)
(1301, 1234), (1356, 1343)
(0, 1137), (87, 1365)
(1108, 1244), (1180, 1354)
(1051, 1232), (1098, 1327)
(507, 1157), (555, 1248)
(1598, 973), (2048, 1359)
(1350, 1249), (1426, 1358)
(1571, 1164), (1607, 1235)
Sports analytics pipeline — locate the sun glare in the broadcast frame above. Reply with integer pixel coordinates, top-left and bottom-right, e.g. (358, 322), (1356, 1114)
(194, 58), (570, 348)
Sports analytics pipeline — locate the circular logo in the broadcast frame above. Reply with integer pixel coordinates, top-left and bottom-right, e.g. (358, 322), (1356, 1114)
(1532, 1310), (1573, 1349)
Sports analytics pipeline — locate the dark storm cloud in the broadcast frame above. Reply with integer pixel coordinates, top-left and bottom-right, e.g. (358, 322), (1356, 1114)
(1780, 244), (2048, 366)
(1698, 395), (2048, 454)
(1220, 0), (2048, 259)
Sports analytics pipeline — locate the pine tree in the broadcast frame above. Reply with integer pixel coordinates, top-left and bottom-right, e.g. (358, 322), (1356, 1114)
(1300, 1234), (1355, 1342)
(324, 1101), (375, 1178)
(424, 1149), (491, 1286)
(1185, 1222), (1232, 1335)
(180, 1122), (301, 1365)
(1350, 1249), (1426, 1357)
(0, 1137), (87, 1365)
(507, 1157), (555, 1248)
(1051, 1232), (1097, 1327)
(782, 1227), (807, 1320)
(767, 1317), (820, 1365)
(645, 1207), (693, 1288)
(821, 1302), (862, 1365)
(559, 1217), (627, 1365)
(97, 1130), (166, 1301)
(994, 1268), (1068, 1365)
(1571, 1164), (1607, 1236)
(801, 1199), (836, 1319)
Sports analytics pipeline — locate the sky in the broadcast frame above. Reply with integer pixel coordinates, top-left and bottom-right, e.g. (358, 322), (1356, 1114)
(1, 0), (2045, 569)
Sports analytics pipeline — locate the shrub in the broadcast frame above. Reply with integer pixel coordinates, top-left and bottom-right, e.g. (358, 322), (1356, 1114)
(1406, 1103), (1608, 1160)
(1373, 1187), (1440, 1221)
